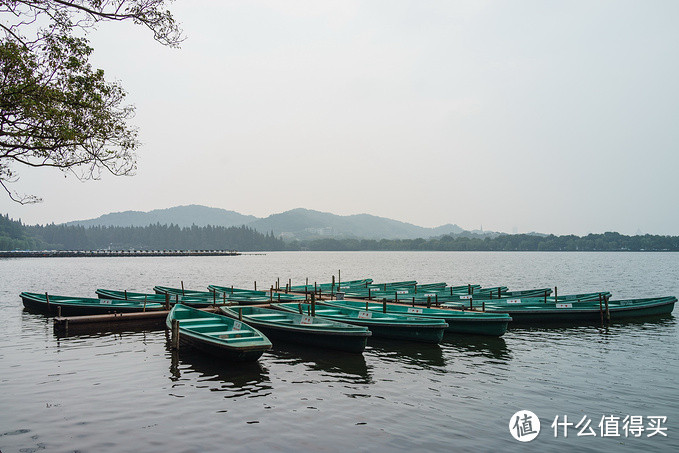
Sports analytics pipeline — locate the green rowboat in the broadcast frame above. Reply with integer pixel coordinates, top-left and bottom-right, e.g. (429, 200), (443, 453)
(481, 296), (676, 323)
(20, 292), (165, 316)
(220, 306), (371, 353)
(324, 299), (512, 336)
(95, 289), (215, 308)
(274, 302), (448, 344)
(166, 304), (271, 361)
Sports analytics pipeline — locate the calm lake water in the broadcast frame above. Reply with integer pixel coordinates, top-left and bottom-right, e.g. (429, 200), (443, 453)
(1, 251), (678, 452)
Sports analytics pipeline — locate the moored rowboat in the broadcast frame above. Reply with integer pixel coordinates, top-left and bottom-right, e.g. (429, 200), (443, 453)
(274, 302), (448, 344)
(166, 304), (271, 361)
(480, 296), (677, 323)
(20, 292), (165, 316)
(324, 299), (512, 337)
(95, 289), (215, 308)
(220, 306), (371, 353)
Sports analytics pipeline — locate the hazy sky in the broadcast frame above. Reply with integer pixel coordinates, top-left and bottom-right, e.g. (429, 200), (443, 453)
(2, 1), (678, 235)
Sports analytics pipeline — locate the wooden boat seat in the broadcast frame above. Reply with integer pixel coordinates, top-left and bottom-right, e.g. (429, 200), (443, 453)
(212, 330), (251, 336)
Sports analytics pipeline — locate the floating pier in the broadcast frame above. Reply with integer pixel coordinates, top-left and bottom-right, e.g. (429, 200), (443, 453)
(53, 307), (221, 334)
(1, 250), (241, 258)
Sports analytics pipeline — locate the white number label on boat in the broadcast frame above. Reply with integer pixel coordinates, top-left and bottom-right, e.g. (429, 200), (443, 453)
(556, 303), (572, 309)
(358, 311), (372, 319)
(233, 321), (243, 330)
(101, 300), (112, 304)
(396, 290), (409, 295)
(460, 295), (473, 300)
(300, 315), (313, 325)
(339, 286), (350, 290)
(407, 307), (423, 314)
(506, 299), (522, 304)
(424, 293), (437, 297)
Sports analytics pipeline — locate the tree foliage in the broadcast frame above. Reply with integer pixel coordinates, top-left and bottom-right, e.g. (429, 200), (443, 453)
(0, 1), (182, 203)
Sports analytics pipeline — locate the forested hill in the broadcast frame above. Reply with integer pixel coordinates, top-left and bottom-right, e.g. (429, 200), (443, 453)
(2, 213), (678, 251)
(0, 214), (47, 250)
(287, 232), (679, 251)
(1, 214), (284, 251)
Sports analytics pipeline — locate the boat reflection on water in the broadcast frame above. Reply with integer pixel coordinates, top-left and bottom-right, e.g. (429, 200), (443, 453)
(440, 334), (510, 361)
(266, 341), (371, 384)
(510, 313), (676, 334)
(366, 338), (445, 369)
(166, 344), (272, 398)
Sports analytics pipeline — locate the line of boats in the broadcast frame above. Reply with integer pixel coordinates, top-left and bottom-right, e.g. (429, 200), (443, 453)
(19, 277), (676, 362)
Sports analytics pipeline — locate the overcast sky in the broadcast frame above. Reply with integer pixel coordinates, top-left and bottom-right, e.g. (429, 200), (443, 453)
(2, 1), (678, 235)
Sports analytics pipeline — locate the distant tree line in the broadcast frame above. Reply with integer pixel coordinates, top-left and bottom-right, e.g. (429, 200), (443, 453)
(2, 214), (678, 252)
(287, 232), (679, 251)
(1, 215), (284, 251)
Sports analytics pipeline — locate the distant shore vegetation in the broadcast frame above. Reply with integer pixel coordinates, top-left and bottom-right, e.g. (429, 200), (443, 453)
(2, 214), (678, 252)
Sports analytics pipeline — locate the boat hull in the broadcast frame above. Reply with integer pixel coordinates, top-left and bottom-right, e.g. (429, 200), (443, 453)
(21, 293), (164, 316)
(244, 324), (369, 353)
(488, 298), (676, 323)
(177, 333), (268, 362)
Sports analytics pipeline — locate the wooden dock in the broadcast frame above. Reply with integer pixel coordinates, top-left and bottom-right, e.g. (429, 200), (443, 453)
(53, 307), (221, 334)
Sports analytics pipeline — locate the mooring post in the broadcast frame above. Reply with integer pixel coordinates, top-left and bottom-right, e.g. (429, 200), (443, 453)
(181, 281), (185, 296)
(383, 298), (387, 313)
(605, 295), (610, 322)
(311, 293), (316, 316)
(238, 308), (243, 321)
(314, 282), (317, 295)
(254, 281), (257, 291)
(468, 284), (471, 295)
(288, 279), (291, 291)
(223, 292), (226, 306)
(427, 296), (431, 309)
(368, 288), (372, 300)
(212, 290), (216, 305)
(435, 294), (439, 307)
(395, 291), (398, 303)
(270, 286), (273, 302)
(143, 295), (147, 312)
(414, 284), (417, 294)
(298, 303), (303, 314)
(599, 293), (604, 325)
(171, 319), (180, 350)
(450, 287), (453, 296)
(544, 290), (548, 303)
(469, 298), (473, 310)
(277, 277), (280, 290)
(365, 300), (369, 310)
(338, 269), (341, 287)
(57, 306), (62, 317)
(164, 293), (170, 310)
(124, 290), (128, 300)
(554, 286), (558, 304)
(482, 301), (485, 311)
(412, 297), (415, 307)
(45, 292), (50, 310)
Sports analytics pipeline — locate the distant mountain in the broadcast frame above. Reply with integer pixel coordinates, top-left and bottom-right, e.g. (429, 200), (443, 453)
(65, 205), (466, 240)
(66, 205), (258, 228)
(247, 208), (464, 240)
